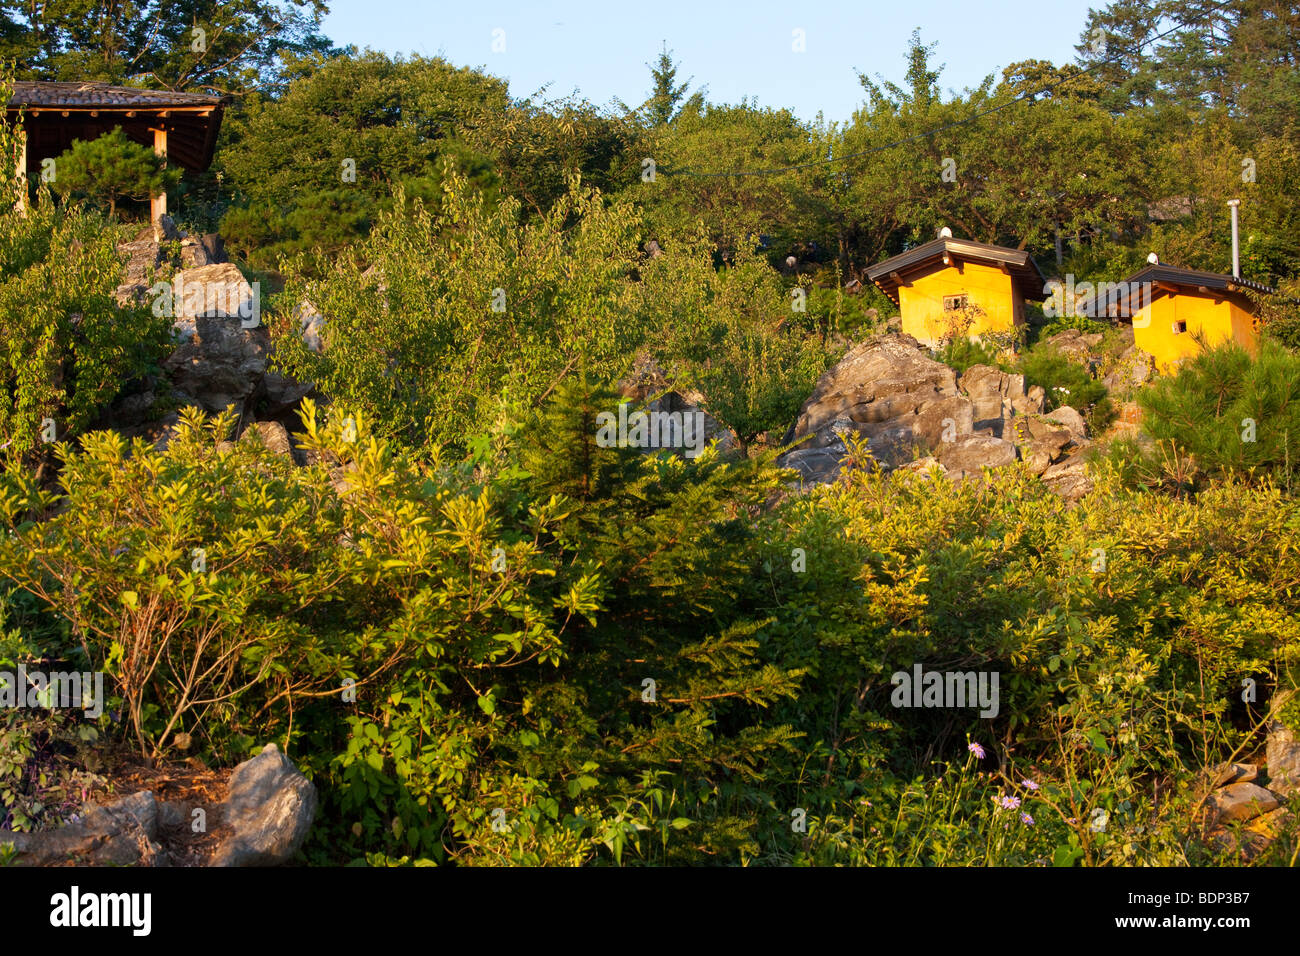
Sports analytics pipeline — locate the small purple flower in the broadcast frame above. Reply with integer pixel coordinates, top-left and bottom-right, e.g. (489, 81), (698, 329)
(998, 795), (1021, 810)
(968, 742), (986, 759)
(1021, 779), (1039, 791)
(1020, 812), (1035, 826)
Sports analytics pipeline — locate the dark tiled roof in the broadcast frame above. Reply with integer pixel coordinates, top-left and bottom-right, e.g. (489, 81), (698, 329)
(867, 237), (1048, 304)
(1123, 263), (1275, 296)
(1097, 263), (1276, 317)
(7, 81), (223, 110)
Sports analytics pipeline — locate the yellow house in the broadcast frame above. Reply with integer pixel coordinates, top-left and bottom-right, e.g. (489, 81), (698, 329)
(867, 234), (1046, 347)
(1118, 264), (1271, 371)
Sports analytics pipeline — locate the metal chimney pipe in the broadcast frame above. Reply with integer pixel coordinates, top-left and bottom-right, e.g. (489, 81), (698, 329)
(1227, 199), (1241, 279)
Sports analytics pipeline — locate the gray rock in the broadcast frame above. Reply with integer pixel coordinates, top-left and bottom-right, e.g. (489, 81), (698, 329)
(936, 435), (1018, 479)
(180, 233), (226, 268)
(163, 314), (269, 415)
(0, 790), (160, 866)
(211, 743), (317, 867)
(1266, 691), (1300, 796)
(1044, 405), (1088, 441)
(240, 421), (294, 458)
(959, 364), (1029, 432)
(1022, 439), (1059, 476)
(914, 395), (975, 451)
(1212, 762), (1259, 788)
(159, 263), (268, 414)
(779, 447), (846, 487)
(170, 263), (258, 336)
(1046, 330), (1101, 363)
(1040, 454), (1093, 501)
(788, 334), (958, 448)
(1209, 781), (1280, 825)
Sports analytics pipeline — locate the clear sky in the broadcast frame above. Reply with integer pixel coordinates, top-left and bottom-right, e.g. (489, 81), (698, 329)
(320, 0), (1106, 123)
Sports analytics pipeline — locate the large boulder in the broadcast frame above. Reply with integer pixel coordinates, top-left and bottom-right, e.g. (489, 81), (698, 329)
(783, 334), (972, 471)
(211, 743), (317, 867)
(957, 364), (1040, 434)
(163, 313), (269, 415)
(788, 335), (959, 444)
(0, 790), (161, 866)
(170, 263), (258, 338)
(160, 264), (313, 418)
(1266, 692), (1300, 796)
(936, 435), (1018, 479)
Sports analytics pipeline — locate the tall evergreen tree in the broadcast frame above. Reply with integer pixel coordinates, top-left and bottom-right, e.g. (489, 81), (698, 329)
(643, 43), (693, 126)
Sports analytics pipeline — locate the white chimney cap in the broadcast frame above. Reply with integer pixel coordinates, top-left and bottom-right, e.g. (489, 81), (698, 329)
(939, 226), (953, 239)
(1147, 252), (1160, 264)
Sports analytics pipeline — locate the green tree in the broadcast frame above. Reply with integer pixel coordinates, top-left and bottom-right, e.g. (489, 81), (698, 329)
(50, 128), (180, 219)
(640, 43), (700, 127)
(0, 0), (332, 93)
(216, 50), (506, 265)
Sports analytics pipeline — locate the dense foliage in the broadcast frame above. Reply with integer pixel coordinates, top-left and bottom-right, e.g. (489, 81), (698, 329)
(3, 3), (1300, 868)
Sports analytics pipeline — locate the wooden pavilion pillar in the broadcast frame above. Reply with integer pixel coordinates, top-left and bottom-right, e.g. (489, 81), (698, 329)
(150, 125), (168, 222)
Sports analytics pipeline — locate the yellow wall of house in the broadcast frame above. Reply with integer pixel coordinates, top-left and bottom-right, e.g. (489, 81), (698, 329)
(897, 261), (1025, 346)
(1131, 293), (1259, 371)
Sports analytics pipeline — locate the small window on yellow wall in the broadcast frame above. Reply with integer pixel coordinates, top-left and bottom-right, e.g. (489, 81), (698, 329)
(1172, 320), (1187, 334)
(944, 294), (969, 312)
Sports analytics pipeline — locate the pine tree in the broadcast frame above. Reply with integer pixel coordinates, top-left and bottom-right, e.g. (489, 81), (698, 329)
(643, 43), (691, 126)
(514, 376), (807, 862)
(50, 128), (180, 219)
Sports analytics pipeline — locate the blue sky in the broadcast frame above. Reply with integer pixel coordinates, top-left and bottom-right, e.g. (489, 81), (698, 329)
(320, 0), (1105, 123)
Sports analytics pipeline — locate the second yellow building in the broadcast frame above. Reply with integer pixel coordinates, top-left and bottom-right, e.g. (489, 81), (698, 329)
(1117, 263), (1270, 371)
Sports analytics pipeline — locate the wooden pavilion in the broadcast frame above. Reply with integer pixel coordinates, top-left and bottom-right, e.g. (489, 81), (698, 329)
(6, 81), (225, 219)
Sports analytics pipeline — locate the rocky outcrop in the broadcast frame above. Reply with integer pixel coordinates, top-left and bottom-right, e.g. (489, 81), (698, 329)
(778, 334), (1089, 496)
(1044, 329), (1104, 363)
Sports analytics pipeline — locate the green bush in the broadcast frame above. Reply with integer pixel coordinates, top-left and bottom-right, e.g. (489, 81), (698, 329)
(2, 381), (1298, 866)
(1016, 342), (1115, 434)
(939, 336), (1007, 374)
(0, 190), (171, 468)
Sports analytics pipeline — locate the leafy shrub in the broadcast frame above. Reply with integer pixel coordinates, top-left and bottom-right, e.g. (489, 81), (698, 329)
(0, 190), (171, 468)
(689, 320), (834, 451)
(271, 172), (648, 449)
(939, 336), (1007, 373)
(1016, 342), (1115, 434)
